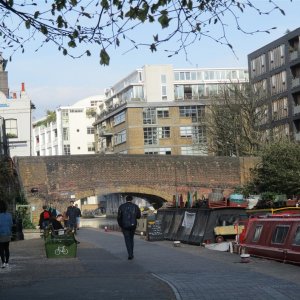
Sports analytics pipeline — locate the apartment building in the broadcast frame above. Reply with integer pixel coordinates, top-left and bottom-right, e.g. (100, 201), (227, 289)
(0, 53), (34, 157)
(33, 95), (104, 156)
(94, 64), (249, 155)
(0, 116), (9, 156)
(248, 27), (300, 142)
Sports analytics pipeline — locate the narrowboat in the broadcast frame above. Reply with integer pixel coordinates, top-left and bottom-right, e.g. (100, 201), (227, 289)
(240, 214), (300, 265)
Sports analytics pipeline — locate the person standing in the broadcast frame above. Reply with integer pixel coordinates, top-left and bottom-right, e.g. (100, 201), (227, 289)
(66, 200), (77, 232)
(75, 204), (82, 230)
(117, 195), (141, 260)
(0, 200), (13, 268)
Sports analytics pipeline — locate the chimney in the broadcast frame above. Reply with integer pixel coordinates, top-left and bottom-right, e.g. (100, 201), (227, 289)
(21, 82), (25, 92)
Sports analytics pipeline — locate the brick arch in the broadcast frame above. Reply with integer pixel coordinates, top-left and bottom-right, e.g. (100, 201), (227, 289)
(15, 154), (259, 208)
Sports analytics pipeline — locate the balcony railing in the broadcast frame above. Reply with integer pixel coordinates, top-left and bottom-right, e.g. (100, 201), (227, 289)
(290, 50), (299, 61)
(292, 77), (300, 89)
(294, 105), (300, 115)
(99, 128), (113, 136)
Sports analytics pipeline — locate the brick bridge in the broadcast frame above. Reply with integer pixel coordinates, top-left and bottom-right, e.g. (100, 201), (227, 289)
(15, 154), (259, 211)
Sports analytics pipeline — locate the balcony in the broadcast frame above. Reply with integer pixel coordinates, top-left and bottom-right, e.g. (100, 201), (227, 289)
(99, 128), (113, 137)
(292, 77), (300, 89)
(290, 50), (299, 61)
(294, 105), (300, 115)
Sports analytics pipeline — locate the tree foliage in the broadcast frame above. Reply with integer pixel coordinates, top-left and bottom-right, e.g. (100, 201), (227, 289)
(251, 141), (300, 196)
(0, 0), (290, 65)
(205, 83), (265, 157)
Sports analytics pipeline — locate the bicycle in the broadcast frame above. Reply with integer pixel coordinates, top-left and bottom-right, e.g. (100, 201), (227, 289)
(54, 245), (69, 255)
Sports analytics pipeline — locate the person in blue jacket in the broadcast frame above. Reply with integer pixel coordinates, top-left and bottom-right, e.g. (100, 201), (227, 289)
(0, 200), (13, 268)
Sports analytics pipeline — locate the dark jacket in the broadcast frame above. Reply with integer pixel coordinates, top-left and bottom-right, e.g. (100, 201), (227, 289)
(117, 202), (141, 230)
(51, 219), (64, 231)
(66, 206), (77, 223)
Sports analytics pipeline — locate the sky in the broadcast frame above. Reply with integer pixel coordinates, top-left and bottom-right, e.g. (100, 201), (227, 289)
(3, 0), (300, 120)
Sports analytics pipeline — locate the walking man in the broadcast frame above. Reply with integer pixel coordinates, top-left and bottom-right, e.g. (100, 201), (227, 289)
(117, 195), (141, 260)
(66, 200), (77, 233)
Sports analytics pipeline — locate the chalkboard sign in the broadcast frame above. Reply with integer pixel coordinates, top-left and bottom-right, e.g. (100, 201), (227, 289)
(147, 220), (164, 241)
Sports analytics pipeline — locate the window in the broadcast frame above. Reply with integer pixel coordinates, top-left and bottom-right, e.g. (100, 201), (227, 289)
(144, 127), (158, 145)
(252, 225), (263, 242)
(87, 142), (95, 152)
(271, 225), (290, 244)
(5, 119), (18, 138)
(293, 227), (300, 246)
(144, 147), (171, 155)
(70, 109), (83, 113)
(63, 128), (69, 141)
(161, 74), (166, 84)
(192, 126), (206, 143)
(87, 127), (95, 134)
(114, 111), (126, 126)
(63, 145), (70, 155)
(180, 126), (192, 137)
(181, 145), (206, 156)
(114, 129), (126, 145)
(161, 85), (167, 100)
(143, 108), (156, 124)
(158, 127), (170, 139)
(157, 108), (169, 118)
(53, 129), (57, 138)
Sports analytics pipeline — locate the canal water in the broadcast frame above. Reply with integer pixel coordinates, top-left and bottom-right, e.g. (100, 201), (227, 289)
(80, 217), (118, 230)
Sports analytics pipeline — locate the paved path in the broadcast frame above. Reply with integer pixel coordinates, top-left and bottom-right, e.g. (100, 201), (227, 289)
(1, 228), (300, 299)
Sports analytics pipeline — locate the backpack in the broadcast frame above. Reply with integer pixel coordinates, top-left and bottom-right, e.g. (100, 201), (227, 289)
(122, 205), (137, 229)
(43, 211), (50, 220)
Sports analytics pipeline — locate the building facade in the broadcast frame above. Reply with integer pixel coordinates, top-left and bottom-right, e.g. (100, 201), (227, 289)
(33, 95), (104, 156)
(0, 53), (34, 157)
(248, 27), (300, 142)
(0, 116), (9, 156)
(94, 64), (249, 155)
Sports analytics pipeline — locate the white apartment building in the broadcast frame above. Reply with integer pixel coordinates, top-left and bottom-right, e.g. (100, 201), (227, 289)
(33, 95), (105, 156)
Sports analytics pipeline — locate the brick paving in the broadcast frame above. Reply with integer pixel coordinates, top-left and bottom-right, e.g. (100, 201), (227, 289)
(1, 228), (300, 300)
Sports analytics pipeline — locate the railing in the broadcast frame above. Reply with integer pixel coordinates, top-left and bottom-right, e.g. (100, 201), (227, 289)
(98, 128), (113, 136)
(294, 105), (300, 115)
(290, 50), (299, 61)
(292, 77), (300, 89)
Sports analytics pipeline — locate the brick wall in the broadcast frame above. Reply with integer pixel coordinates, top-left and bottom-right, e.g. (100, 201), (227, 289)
(15, 155), (259, 210)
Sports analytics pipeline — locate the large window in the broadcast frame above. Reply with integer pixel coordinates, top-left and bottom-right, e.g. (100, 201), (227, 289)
(179, 106), (205, 122)
(144, 127), (158, 145)
(114, 111), (126, 126)
(114, 129), (126, 145)
(5, 119), (18, 138)
(143, 108), (156, 124)
(271, 225), (290, 244)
